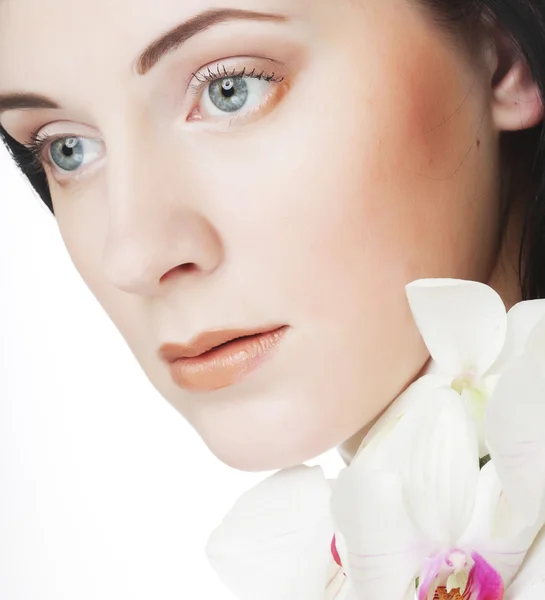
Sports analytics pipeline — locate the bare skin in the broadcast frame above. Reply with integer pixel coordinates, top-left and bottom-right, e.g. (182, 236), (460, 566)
(0, 0), (542, 471)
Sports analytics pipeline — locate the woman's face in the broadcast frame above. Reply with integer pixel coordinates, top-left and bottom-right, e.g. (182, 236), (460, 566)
(0, 0), (509, 470)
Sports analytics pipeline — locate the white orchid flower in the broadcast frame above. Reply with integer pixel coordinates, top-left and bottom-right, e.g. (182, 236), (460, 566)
(485, 343), (545, 528)
(205, 282), (545, 600)
(379, 278), (545, 456)
(505, 526), (545, 599)
(331, 380), (545, 600)
(205, 348), (545, 600)
(205, 465), (357, 600)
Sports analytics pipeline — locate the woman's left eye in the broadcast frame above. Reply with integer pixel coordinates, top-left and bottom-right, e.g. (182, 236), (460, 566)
(190, 66), (286, 121)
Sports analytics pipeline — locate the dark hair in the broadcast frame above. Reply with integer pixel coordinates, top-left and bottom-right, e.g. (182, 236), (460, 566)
(2, 0), (545, 299)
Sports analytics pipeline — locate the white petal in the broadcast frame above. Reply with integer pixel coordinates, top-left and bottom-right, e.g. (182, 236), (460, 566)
(505, 525), (545, 600)
(330, 468), (426, 600)
(459, 462), (540, 587)
(325, 553), (360, 600)
(327, 578), (360, 600)
(405, 279), (507, 377)
(507, 585), (545, 600)
(353, 374), (448, 463)
(357, 384), (480, 546)
(324, 561), (348, 600)
(461, 372), (500, 458)
(489, 300), (545, 374)
(406, 388), (481, 545)
(485, 355), (545, 527)
(525, 312), (545, 366)
(461, 387), (487, 458)
(206, 465), (334, 600)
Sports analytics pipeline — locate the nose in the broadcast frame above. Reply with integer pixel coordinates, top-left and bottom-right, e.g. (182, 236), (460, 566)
(101, 138), (224, 297)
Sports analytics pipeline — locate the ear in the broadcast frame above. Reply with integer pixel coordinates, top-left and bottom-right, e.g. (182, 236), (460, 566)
(489, 31), (544, 132)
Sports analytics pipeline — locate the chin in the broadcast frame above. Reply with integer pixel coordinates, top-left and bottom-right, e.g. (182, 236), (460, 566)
(211, 448), (298, 473)
(197, 415), (351, 472)
(207, 444), (318, 473)
(175, 366), (376, 471)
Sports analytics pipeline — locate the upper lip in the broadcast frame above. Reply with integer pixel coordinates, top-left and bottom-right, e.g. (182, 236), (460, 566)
(158, 325), (286, 361)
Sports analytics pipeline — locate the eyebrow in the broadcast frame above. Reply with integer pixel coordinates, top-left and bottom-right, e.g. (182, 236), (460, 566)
(136, 8), (287, 75)
(0, 8), (287, 116)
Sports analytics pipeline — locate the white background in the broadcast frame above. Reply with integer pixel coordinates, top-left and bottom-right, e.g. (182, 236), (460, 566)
(0, 145), (344, 599)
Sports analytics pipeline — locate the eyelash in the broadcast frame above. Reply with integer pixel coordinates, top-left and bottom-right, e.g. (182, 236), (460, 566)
(23, 63), (286, 173)
(190, 63), (284, 88)
(24, 129), (57, 174)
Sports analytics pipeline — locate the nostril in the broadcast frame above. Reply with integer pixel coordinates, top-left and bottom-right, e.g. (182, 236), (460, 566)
(160, 263), (199, 284)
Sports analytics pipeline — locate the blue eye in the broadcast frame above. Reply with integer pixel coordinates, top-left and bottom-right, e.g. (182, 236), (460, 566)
(50, 137), (85, 172)
(192, 65), (286, 121)
(208, 77), (249, 113)
(25, 132), (104, 177)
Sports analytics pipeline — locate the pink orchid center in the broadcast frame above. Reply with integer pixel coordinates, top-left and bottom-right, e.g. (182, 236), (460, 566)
(418, 550), (504, 600)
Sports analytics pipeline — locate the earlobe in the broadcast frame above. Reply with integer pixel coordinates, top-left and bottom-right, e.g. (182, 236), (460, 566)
(491, 58), (544, 132)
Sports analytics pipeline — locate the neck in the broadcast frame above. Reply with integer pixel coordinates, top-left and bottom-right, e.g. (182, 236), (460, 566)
(337, 356), (432, 465)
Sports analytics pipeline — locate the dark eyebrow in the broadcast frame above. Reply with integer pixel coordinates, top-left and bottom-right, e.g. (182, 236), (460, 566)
(0, 93), (59, 116)
(0, 8), (287, 117)
(135, 8), (288, 75)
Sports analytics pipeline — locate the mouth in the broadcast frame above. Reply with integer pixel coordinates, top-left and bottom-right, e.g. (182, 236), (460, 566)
(159, 325), (288, 392)
(198, 331), (268, 355)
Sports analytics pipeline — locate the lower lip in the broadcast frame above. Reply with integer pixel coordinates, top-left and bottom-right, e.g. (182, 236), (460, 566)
(167, 326), (288, 392)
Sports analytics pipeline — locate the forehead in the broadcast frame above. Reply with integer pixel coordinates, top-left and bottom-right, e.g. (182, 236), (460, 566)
(0, 0), (311, 95)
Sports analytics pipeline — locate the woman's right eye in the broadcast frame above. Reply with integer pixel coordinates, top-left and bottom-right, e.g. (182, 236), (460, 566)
(26, 133), (104, 178)
(49, 137), (103, 172)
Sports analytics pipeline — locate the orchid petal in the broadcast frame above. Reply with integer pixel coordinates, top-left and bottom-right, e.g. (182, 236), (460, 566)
(405, 279), (506, 377)
(353, 374), (446, 462)
(325, 561), (348, 600)
(507, 585), (545, 600)
(326, 575), (359, 600)
(489, 300), (545, 374)
(206, 465), (334, 600)
(460, 372), (500, 457)
(417, 553), (449, 600)
(404, 387), (480, 546)
(459, 462), (539, 587)
(330, 468), (426, 600)
(325, 542), (359, 600)
(505, 526), (545, 600)
(525, 311), (545, 366)
(485, 355), (545, 527)
(465, 552), (505, 600)
(357, 385), (480, 546)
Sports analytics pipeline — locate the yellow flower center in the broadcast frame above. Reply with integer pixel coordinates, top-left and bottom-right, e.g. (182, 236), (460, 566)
(434, 587), (465, 600)
(451, 373), (476, 394)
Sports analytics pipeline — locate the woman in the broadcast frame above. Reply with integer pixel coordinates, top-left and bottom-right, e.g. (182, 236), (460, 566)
(1, 0), (544, 489)
(2, 0), (544, 472)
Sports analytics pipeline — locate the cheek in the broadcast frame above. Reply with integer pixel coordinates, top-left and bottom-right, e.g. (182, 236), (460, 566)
(341, 42), (500, 285)
(221, 54), (498, 305)
(56, 201), (146, 352)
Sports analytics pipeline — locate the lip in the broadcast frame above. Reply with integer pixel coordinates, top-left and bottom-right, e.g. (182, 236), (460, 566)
(159, 325), (288, 392)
